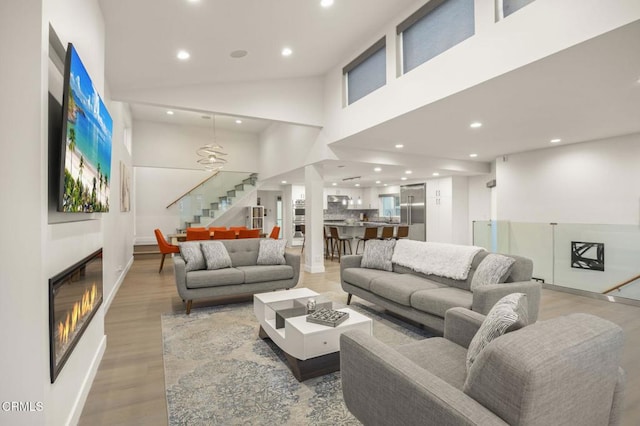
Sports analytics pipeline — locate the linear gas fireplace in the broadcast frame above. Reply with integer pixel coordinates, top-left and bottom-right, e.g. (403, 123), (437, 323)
(49, 249), (103, 383)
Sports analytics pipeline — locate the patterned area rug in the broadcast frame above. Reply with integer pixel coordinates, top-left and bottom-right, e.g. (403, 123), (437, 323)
(161, 296), (433, 425)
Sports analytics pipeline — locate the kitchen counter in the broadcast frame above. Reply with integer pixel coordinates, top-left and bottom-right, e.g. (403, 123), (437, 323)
(324, 222), (402, 242)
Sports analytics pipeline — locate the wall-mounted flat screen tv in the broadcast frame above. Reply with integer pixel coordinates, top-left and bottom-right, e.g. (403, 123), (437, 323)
(59, 43), (113, 213)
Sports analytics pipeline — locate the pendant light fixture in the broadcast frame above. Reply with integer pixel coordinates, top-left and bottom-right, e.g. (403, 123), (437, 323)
(196, 115), (228, 171)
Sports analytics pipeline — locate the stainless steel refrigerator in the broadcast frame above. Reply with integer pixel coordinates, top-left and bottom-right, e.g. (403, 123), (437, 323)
(400, 184), (426, 241)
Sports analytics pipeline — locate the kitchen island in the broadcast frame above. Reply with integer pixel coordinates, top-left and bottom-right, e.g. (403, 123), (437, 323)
(323, 221), (399, 240)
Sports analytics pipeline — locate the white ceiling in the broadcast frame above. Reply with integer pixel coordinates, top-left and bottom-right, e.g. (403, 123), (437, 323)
(99, 0), (416, 91)
(99, 0), (640, 188)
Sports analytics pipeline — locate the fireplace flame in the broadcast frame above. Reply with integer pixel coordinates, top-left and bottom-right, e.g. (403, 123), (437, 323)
(57, 284), (97, 346)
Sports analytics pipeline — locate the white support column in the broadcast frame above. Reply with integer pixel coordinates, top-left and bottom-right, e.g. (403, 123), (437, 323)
(282, 184), (293, 247)
(304, 164), (325, 273)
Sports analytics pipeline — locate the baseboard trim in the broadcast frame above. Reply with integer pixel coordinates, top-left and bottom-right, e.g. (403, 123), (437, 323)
(66, 335), (107, 426)
(304, 264), (325, 274)
(542, 283), (640, 307)
(104, 255), (134, 313)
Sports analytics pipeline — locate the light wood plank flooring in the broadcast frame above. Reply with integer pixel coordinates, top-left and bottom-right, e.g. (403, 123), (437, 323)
(79, 252), (640, 425)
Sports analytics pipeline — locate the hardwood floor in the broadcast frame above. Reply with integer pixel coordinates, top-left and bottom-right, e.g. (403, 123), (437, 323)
(79, 251), (640, 425)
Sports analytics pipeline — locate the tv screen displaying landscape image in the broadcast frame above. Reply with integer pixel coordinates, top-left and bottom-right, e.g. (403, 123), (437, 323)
(59, 43), (113, 213)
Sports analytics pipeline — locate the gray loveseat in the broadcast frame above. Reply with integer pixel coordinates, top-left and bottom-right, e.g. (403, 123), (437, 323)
(341, 308), (626, 425)
(173, 238), (300, 314)
(341, 245), (541, 333)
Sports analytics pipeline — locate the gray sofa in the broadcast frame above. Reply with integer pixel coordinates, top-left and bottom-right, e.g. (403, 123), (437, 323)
(173, 238), (300, 314)
(341, 248), (541, 334)
(341, 308), (626, 425)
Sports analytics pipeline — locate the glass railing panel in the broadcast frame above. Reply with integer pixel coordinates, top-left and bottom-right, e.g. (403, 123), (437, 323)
(508, 222), (553, 283)
(177, 171), (254, 231)
(472, 220), (492, 250)
(552, 224), (640, 300)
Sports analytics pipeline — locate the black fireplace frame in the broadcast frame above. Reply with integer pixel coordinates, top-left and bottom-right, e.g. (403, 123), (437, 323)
(49, 248), (103, 383)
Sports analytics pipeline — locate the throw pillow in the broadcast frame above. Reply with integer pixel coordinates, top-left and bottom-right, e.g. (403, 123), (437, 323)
(200, 241), (232, 270)
(361, 239), (396, 272)
(466, 292), (528, 371)
(179, 242), (206, 272)
(257, 239), (287, 265)
(470, 254), (516, 292)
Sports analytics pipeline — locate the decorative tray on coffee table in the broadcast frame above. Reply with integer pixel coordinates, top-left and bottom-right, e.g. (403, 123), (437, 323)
(306, 308), (350, 327)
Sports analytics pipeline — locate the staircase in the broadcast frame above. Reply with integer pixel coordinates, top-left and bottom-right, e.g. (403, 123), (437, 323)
(179, 172), (258, 230)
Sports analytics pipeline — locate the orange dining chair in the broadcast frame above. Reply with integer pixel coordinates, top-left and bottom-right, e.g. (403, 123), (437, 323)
(154, 229), (180, 273)
(238, 229), (261, 239)
(186, 228), (211, 241)
(208, 226), (227, 232)
(212, 229), (237, 240)
(268, 226), (280, 239)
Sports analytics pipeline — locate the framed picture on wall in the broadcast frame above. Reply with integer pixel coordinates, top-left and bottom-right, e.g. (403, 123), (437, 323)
(120, 161), (130, 212)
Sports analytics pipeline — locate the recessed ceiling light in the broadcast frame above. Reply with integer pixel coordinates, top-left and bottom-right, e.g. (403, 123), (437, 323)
(383, 184), (388, 187)
(395, 144), (404, 148)
(320, 0), (334, 7)
(332, 182), (337, 186)
(405, 170), (412, 174)
(470, 121), (482, 128)
(550, 138), (562, 143)
(176, 50), (190, 60)
(374, 167), (382, 172)
(355, 183), (360, 187)
(375, 180), (381, 184)
(187, 0), (200, 3)
(469, 153), (478, 158)
(432, 172), (440, 176)
(235, 119), (243, 124)
(401, 177), (408, 181)
(166, 110), (174, 115)
(230, 50), (248, 58)
(281, 47), (293, 57)
(281, 180), (287, 184)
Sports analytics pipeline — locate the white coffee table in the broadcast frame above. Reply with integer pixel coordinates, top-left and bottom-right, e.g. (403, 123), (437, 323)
(254, 288), (372, 381)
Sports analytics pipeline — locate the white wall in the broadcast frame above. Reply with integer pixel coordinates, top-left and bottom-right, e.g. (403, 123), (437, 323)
(496, 133), (640, 225)
(258, 122), (322, 181)
(133, 120), (259, 172)
(320, 0), (640, 145)
(0, 1), (133, 424)
(0, 1), (48, 424)
(114, 77), (325, 127)
(132, 120), (262, 243)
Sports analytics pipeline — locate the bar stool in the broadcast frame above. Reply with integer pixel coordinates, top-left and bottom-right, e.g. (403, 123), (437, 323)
(329, 226), (352, 261)
(355, 226), (379, 254)
(379, 226), (395, 240)
(323, 226), (333, 259)
(395, 225), (409, 240)
(300, 224), (306, 253)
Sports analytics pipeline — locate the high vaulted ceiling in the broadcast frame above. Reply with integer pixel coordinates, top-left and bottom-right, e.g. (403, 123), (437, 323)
(99, 0), (640, 187)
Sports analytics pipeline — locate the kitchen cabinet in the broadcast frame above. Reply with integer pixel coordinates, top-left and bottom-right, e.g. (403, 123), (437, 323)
(426, 177), (468, 244)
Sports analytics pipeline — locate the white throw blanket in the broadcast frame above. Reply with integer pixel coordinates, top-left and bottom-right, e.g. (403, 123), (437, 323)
(391, 240), (485, 280)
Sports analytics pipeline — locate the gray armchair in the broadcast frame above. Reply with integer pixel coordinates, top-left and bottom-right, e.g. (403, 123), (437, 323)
(341, 307), (626, 426)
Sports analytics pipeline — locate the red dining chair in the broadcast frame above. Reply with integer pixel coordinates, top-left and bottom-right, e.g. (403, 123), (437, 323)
(268, 226), (280, 239)
(208, 226), (227, 232)
(186, 227), (211, 241)
(212, 229), (237, 240)
(238, 229), (261, 239)
(154, 229), (180, 273)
